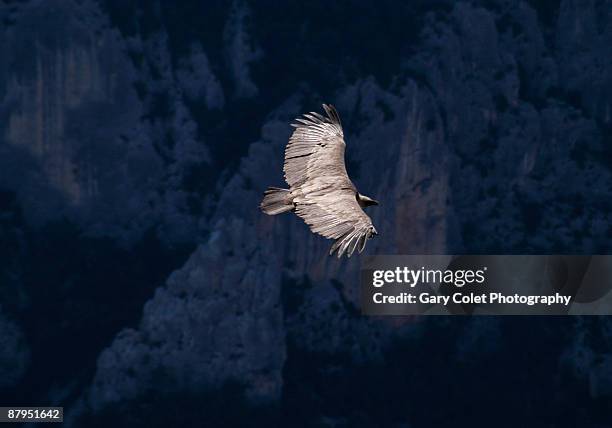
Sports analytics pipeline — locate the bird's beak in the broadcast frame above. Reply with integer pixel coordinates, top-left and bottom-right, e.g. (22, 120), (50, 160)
(359, 195), (379, 207)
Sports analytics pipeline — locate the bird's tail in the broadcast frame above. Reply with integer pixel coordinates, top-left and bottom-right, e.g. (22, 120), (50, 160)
(260, 187), (293, 215)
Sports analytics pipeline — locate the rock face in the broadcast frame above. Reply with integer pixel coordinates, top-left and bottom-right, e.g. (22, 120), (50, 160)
(563, 317), (612, 399)
(0, 0), (611, 425)
(89, 224), (285, 407)
(0, 0), (212, 243)
(0, 306), (29, 389)
(85, 99), (297, 409)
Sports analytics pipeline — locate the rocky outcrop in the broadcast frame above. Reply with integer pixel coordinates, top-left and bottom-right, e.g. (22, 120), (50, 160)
(84, 98), (297, 412)
(563, 317), (612, 398)
(223, 0), (262, 99)
(88, 221), (285, 408)
(556, 0), (612, 123)
(176, 43), (225, 109)
(0, 0), (213, 243)
(0, 306), (29, 389)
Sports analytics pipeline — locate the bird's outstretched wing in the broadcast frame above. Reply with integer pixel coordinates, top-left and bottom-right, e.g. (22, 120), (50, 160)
(295, 189), (377, 257)
(284, 104), (347, 188)
(285, 104), (377, 257)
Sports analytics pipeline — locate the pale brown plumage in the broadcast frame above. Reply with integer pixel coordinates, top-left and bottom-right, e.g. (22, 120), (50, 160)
(260, 104), (378, 258)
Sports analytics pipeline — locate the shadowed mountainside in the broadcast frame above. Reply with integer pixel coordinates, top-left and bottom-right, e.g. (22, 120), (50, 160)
(0, 0), (611, 426)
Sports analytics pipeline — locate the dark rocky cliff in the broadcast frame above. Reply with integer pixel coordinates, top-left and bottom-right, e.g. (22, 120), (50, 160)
(1, 0), (611, 426)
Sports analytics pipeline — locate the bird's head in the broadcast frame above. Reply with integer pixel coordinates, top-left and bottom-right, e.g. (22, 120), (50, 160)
(357, 193), (379, 208)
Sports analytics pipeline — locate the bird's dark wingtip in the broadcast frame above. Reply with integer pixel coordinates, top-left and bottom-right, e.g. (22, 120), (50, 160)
(322, 104), (341, 126)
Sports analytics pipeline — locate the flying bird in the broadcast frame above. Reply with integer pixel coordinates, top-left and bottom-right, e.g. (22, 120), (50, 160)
(260, 104), (379, 258)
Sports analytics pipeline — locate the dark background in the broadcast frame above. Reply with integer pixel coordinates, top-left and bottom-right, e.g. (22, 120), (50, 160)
(0, 0), (611, 426)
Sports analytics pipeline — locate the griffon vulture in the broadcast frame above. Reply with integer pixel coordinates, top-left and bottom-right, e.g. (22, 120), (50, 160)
(260, 104), (378, 258)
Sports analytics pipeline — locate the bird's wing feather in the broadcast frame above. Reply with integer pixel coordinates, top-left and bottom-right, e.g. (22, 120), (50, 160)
(284, 104), (347, 188)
